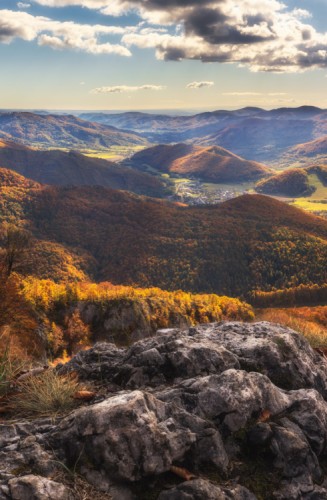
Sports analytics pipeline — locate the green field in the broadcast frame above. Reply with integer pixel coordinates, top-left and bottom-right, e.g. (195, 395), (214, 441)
(291, 174), (327, 213)
(84, 145), (146, 162)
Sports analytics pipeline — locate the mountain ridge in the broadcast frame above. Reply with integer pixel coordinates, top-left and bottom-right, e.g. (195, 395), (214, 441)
(0, 112), (148, 150)
(0, 168), (327, 296)
(80, 106), (327, 162)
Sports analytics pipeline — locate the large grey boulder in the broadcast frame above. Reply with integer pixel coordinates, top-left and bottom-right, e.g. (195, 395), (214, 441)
(49, 390), (228, 482)
(157, 368), (327, 488)
(193, 322), (327, 396)
(157, 370), (290, 431)
(60, 330), (240, 388)
(61, 322), (327, 398)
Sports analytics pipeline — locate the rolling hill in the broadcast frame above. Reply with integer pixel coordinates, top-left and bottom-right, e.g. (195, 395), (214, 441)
(198, 117), (318, 163)
(81, 107), (327, 162)
(255, 168), (315, 197)
(0, 112), (148, 150)
(1, 168), (327, 296)
(255, 166), (327, 209)
(128, 143), (271, 182)
(281, 136), (327, 164)
(0, 139), (169, 197)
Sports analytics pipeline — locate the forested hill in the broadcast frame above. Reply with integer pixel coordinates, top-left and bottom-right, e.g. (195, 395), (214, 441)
(1, 168), (327, 296)
(0, 112), (148, 149)
(0, 140), (168, 197)
(128, 143), (271, 182)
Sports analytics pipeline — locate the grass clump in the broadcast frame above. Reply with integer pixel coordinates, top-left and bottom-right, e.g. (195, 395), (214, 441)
(0, 327), (26, 398)
(12, 370), (81, 418)
(53, 470), (113, 500)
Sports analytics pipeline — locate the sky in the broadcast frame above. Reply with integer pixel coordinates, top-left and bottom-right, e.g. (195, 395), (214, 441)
(0, 0), (327, 111)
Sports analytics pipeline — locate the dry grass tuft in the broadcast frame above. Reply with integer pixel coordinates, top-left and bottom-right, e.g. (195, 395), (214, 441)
(11, 370), (82, 418)
(53, 470), (113, 500)
(66, 474), (113, 500)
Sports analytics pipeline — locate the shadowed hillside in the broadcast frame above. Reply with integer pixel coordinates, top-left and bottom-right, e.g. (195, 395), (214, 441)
(0, 140), (169, 197)
(1, 169), (327, 296)
(255, 165), (327, 198)
(199, 117), (317, 162)
(255, 168), (314, 197)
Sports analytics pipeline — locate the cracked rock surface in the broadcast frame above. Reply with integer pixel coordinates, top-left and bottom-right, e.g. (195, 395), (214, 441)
(2, 321), (327, 499)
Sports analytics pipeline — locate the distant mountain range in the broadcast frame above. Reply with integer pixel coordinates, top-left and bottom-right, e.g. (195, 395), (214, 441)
(0, 112), (148, 150)
(128, 143), (271, 183)
(0, 140), (168, 197)
(80, 106), (327, 163)
(1, 168), (327, 296)
(1, 108), (327, 167)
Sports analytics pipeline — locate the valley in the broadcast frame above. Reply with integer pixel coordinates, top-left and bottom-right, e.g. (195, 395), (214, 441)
(1, 109), (327, 500)
(169, 177), (252, 205)
(3, 2), (327, 498)
(81, 106), (327, 163)
(1, 108), (327, 214)
(83, 144), (146, 162)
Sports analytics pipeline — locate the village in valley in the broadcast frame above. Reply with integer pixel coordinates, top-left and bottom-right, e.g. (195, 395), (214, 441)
(171, 178), (250, 205)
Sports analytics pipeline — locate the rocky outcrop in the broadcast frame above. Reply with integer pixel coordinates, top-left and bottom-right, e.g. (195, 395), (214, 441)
(2, 321), (327, 499)
(59, 327), (240, 388)
(8, 476), (71, 500)
(50, 390), (228, 482)
(157, 479), (257, 499)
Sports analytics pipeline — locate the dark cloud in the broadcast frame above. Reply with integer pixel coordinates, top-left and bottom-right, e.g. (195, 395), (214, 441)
(129, 0), (219, 8)
(296, 45), (327, 68)
(184, 7), (274, 45)
(0, 25), (25, 41)
(162, 46), (186, 61)
(13, 0), (327, 72)
(301, 29), (311, 41)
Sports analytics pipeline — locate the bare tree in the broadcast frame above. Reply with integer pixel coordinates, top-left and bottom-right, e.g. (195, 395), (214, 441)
(0, 224), (32, 278)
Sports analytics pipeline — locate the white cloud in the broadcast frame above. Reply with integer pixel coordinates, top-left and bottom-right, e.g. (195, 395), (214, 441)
(7, 1), (327, 72)
(17, 2), (31, 8)
(90, 84), (166, 93)
(0, 9), (132, 56)
(186, 81), (214, 89)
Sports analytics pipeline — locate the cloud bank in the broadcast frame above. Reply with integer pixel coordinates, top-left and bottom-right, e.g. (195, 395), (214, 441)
(3, 1), (327, 71)
(0, 9), (131, 55)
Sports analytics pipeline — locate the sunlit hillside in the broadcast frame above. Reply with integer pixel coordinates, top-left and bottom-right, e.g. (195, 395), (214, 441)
(0, 168), (327, 297)
(129, 143), (271, 182)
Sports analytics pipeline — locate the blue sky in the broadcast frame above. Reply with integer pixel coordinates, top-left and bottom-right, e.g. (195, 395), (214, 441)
(0, 0), (327, 111)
